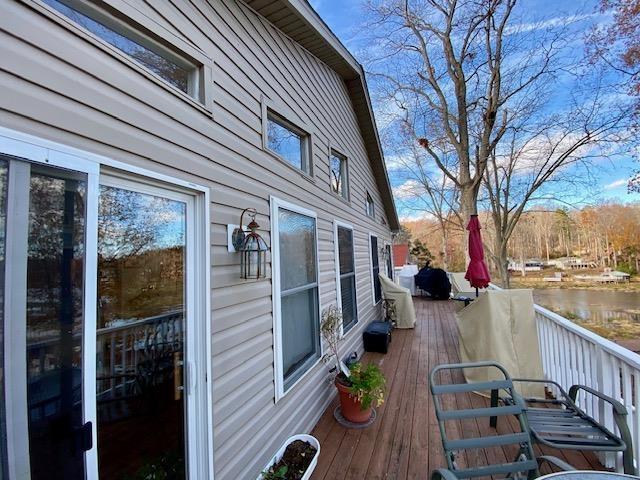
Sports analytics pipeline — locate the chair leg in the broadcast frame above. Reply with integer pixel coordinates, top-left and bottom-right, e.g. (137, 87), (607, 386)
(622, 448), (636, 476)
(490, 388), (498, 428)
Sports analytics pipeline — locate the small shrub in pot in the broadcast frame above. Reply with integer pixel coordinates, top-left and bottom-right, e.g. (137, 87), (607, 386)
(320, 306), (386, 424)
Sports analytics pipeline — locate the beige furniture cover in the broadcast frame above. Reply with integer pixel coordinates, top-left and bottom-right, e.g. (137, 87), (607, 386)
(456, 289), (544, 397)
(379, 273), (416, 329)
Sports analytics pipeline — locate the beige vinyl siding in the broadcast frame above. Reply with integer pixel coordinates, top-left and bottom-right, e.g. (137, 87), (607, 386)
(0, 0), (393, 478)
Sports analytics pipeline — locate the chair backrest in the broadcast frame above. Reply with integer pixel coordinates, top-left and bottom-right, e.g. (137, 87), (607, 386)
(429, 361), (539, 479)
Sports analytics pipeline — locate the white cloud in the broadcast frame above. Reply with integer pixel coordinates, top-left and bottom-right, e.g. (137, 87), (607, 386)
(399, 212), (434, 223)
(505, 14), (595, 35)
(393, 179), (421, 199)
(384, 154), (411, 172)
(604, 179), (628, 190)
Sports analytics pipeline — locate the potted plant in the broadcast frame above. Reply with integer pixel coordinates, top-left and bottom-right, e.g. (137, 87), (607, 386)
(320, 306), (386, 424)
(258, 434), (320, 480)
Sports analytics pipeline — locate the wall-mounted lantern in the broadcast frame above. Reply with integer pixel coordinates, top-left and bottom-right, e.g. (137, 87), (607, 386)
(232, 208), (269, 280)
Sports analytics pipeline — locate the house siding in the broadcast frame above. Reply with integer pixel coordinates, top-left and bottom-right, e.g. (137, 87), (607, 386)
(0, 1), (393, 478)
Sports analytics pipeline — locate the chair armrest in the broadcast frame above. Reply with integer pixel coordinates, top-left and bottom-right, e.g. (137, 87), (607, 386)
(537, 455), (575, 472)
(568, 384), (627, 416)
(512, 377), (571, 400)
(569, 384), (637, 476)
(430, 469), (459, 480)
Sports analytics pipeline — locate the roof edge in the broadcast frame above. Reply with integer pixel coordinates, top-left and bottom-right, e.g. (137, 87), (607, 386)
(243, 0), (400, 231)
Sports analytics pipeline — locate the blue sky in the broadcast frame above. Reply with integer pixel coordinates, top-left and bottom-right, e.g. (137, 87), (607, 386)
(310, 0), (638, 212)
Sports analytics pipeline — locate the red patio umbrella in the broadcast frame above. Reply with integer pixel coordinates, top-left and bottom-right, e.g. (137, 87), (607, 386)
(464, 215), (491, 296)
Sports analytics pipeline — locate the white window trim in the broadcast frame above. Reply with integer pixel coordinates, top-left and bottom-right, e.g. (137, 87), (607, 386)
(270, 196), (322, 402)
(369, 232), (381, 306)
(328, 146), (349, 202)
(0, 126), (214, 480)
(383, 240), (394, 280)
(333, 220), (357, 337)
(33, 0), (214, 113)
(366, 192), (375, 218)
(261, 97), (314, 179)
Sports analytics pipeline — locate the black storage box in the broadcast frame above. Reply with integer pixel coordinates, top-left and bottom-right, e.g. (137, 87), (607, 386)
(363, 321), (392, 354)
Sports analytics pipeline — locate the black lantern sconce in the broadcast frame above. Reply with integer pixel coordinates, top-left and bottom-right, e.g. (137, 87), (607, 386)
(232, 208), (269, 279)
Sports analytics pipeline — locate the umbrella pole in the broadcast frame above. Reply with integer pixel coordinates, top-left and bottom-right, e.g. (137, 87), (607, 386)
(475, 287), (479, 298)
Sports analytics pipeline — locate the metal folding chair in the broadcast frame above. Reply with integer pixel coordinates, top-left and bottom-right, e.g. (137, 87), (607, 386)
(429, 362), (573, 479)
(490, 378), (636, 476)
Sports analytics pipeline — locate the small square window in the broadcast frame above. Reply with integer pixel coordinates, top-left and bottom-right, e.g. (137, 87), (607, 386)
(330, 150), (348, 199)
(366, 192), (375, 218)
(267, 112), (311, 175)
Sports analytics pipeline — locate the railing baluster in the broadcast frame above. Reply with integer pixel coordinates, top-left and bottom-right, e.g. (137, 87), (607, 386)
(633, 371), (639, 473)
(110, 332), (116, 399)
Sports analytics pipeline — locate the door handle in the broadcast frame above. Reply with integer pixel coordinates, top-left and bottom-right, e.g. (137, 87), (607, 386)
(74, 421), (93, 453)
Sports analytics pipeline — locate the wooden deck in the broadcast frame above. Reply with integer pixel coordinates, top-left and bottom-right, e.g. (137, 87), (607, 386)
(310, 298), (605, 479)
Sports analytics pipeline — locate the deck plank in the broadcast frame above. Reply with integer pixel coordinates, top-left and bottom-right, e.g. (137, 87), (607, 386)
(310, 298), (604, 480)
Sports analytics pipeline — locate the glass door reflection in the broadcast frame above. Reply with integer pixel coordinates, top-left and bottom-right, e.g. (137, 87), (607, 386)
(96, 183), (187, 480)
(25, 164), (87, 480)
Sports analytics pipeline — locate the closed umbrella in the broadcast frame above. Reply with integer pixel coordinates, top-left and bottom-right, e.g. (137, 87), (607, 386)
(464, 215), (491, 296)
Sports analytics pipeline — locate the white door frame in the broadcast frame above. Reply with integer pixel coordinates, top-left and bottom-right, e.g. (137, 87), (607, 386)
(2, 151), (100, 480)
(0, 126), (213, 480)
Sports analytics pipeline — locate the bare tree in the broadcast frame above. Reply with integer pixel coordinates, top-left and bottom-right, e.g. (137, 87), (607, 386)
(482, 70), (634, 287)
(392, 134), (460, 268)
(365, 0), (566, 238)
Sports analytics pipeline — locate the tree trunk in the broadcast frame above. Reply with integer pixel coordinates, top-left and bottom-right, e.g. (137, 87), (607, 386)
(441, 224), (449, 271)
(459, 185), (478, 265)
(495, 240), (510, 288)
(544, 235), (550, 263)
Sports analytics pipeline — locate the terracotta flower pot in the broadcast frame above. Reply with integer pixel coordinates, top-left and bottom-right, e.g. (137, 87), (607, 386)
(335, 378), (372, 423)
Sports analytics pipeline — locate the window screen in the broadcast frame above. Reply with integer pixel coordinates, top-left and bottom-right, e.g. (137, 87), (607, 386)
(370, 235), (381, 303)
(277, 208), (320, 391)
(336, 226), (357, 332)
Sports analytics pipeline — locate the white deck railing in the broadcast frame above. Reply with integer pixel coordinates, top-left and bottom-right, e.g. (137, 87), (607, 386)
(490, 284), (640, 471)
(534, 303), (640, 471)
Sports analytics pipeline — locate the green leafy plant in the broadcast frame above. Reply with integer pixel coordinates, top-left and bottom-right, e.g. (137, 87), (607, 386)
(125, 451), (185, 480)
(346, 362), (386, 410)
(261, 465), (288, 480)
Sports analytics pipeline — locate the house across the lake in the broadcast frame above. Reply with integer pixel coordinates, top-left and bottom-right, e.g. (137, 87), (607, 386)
(0, 1), (399, 478)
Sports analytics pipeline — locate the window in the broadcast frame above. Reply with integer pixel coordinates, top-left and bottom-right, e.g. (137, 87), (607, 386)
(370, 234), (382, 304)
(330, 150), (348, 199)
(335, 223), (357, 334)
(43, 0), (201, 99)
(271, 198), (320, 398)
(366, 192), (375, 218)
(385, 244), (393, 280)
(266, 111), (311, 175)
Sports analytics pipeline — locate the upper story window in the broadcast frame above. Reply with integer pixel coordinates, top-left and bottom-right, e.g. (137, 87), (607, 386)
(330, 150), (348, 199)
(43, 0), (201, 99)
(366, 192), (375, 218)
(266, 111), (311, 175)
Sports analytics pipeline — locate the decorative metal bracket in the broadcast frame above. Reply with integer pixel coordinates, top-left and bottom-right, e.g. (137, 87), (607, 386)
(231, 208), (257, 251)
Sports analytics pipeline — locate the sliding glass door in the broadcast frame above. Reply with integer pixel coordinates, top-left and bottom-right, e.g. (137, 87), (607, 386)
(96, 178), (189, 479)
(0, 135), (210, 480)
(3, 156), (96, 480)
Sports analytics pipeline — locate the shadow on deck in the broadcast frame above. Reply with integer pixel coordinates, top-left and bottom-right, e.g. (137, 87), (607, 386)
(310, 297), (605, 479)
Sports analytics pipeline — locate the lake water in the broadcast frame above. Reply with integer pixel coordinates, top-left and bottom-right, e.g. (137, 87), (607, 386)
(532, 289), (640, 325)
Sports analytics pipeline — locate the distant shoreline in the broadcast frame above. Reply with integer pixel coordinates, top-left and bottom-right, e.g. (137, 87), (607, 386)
(510, 276), (640, 292)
